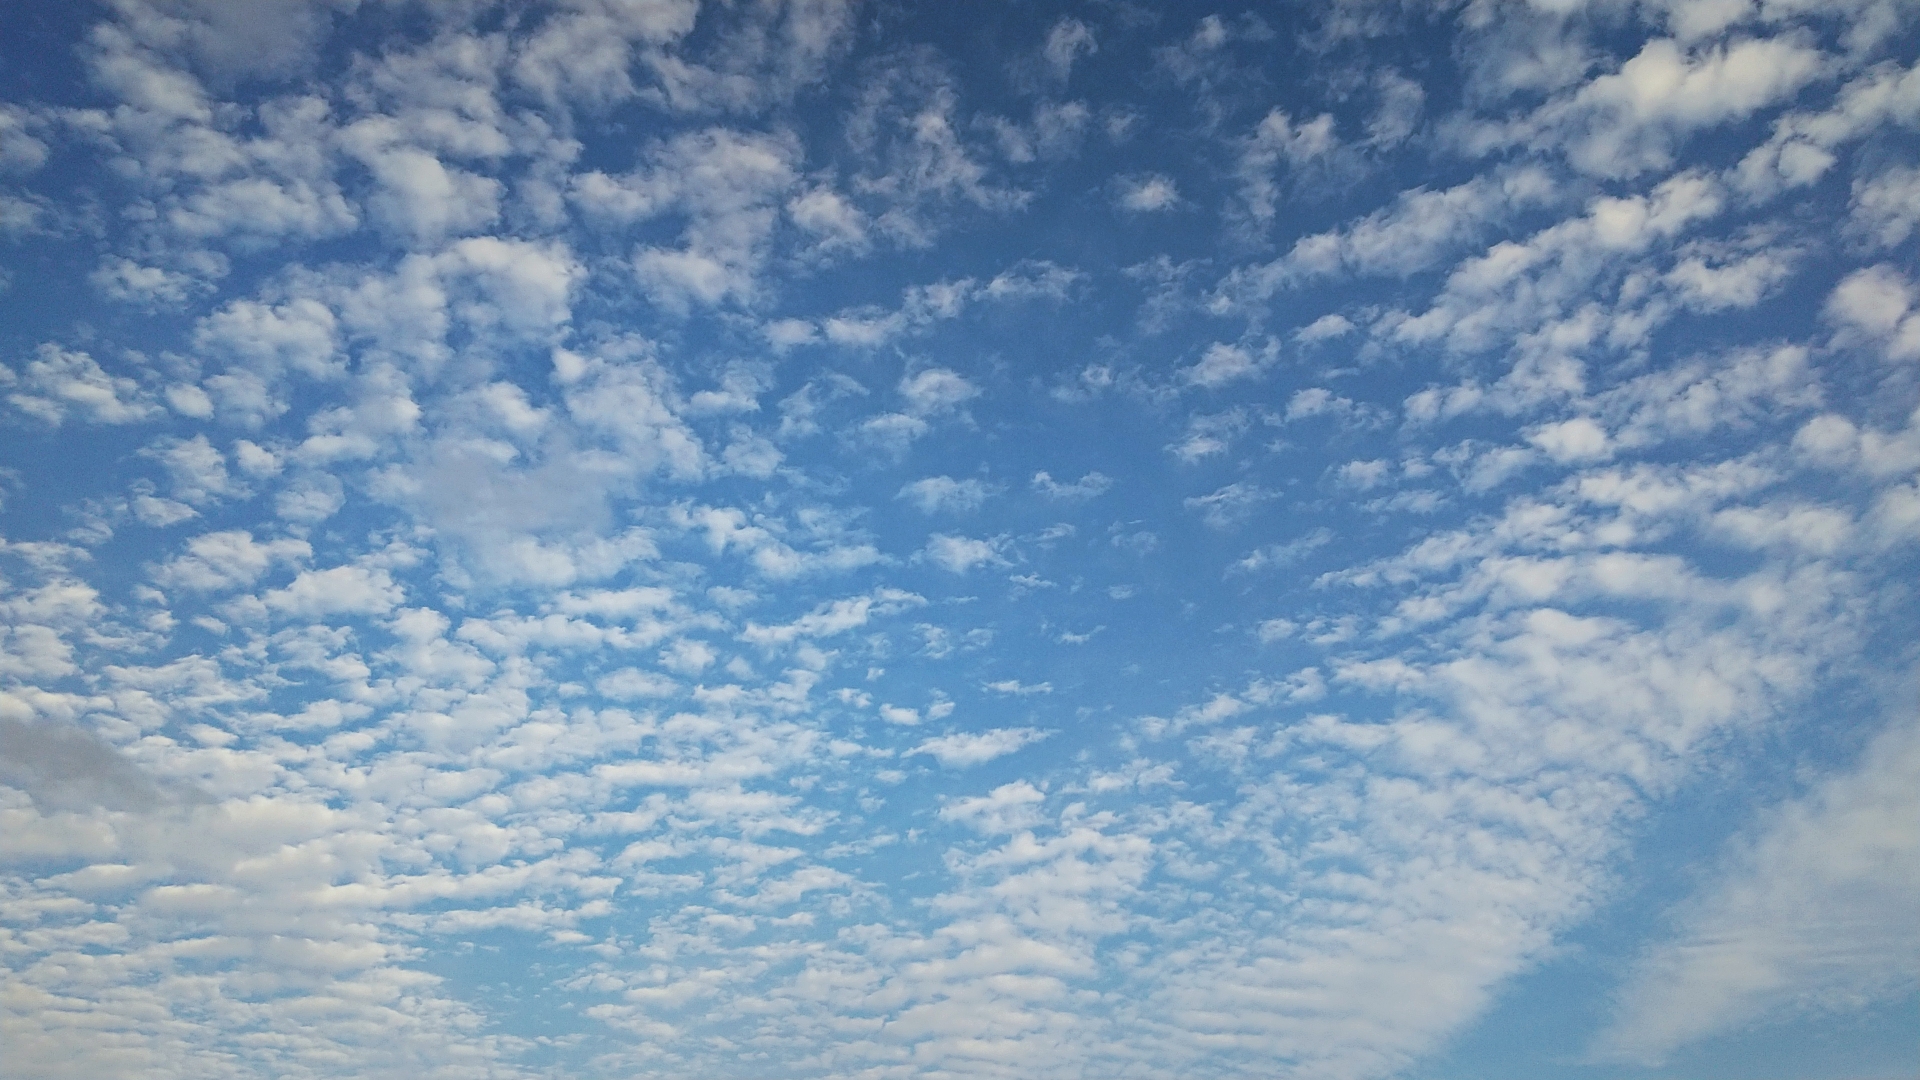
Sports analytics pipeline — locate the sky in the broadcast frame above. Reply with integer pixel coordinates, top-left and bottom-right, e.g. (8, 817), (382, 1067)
(0, 1), (1916, 1078)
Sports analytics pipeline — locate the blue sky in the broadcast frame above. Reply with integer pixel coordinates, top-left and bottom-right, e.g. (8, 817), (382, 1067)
(1, 1), (1916, 1078)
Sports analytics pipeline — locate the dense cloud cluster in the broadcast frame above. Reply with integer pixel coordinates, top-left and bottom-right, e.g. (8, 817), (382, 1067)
(1, 2), (1916, 1078)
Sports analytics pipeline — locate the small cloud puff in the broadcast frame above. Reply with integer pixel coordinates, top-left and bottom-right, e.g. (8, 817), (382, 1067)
(939, 779), (1047, 832)
(923, 533), (1005, 573)
(1115, 173), (1179, 212)
(1182, 341), (1273, 388)
(1032, 470), (1112, 499)
(914, 727), (1049, 767)
(899, 475), (996, 513)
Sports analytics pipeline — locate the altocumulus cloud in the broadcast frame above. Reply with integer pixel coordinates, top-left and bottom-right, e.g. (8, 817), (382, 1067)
(0, 2), (1917, 1079)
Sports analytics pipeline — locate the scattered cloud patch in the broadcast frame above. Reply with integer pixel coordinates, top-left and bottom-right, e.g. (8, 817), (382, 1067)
(913, 727), (1050, 767)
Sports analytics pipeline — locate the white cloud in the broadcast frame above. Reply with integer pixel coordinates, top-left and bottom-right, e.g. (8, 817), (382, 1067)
(1520, 36), (1829, 177)
(923, 533), (1004, 573)
(899, 475), (995, 513)
(986, 99), (1092, 163)
(1155, 13), (1273, 88)
(1735, 59), (1920, 197)
(437, 237), (582, 339)
(1233, 527), (1334, 574)
(1367, 69), (1425, 147)
(913, 727), (1049, 767)
(0, 104), (48, 172)
(1295, 314), (1355, 343)
(849, 367), (982, 456)
(343, 122), (503, 244)
(1596, 713), (1920, 1063)
(1848, 163), (1920, 247)
(596, 667), (679, 700)
(1043, 18), (1097, 82)
(1222, 168), (1558, 302)
(794, 265), (1076, 354)
(0, 191), (50, 238)
(659, 638), (717, 675)
(2, 5), (1915, 1078)
(512, 0), (700, 107)
(1381, 170), (1727, 368)
(1168, 409), (1250, 463)
(1664, 239), (1793, 312)
(1789, 407), (1920, 497)
(256, 565), (404, 619)
(1825, 264), (1920, 360)
(229, 440), (280, 480)
(787, 184), (869, 252)
(1181, 341), (1270, 389)
(560, 349), (707, 479)
(91, 257), (210, 308)
(685, 363), (771, 416)
(132, 493), (198, 526)
(1184, 482), (1278, 528)
(1335, 457), (1395, 488)
(5, 345), (161, 426)
(275, 472), (345, 523)
(1032, 470), (1112, 499)
(672, 503), (880, 582)
(852, 410), (929, 456)
(740, 588), (924, 647)
(1255, 618), (1296, 642)
(939, 780), (1048, 832)
(194, 297), (342, 380)
(1115, 173), (1179, 212)
(846, 54), (1028, 244)
(167, 171), (359, 246)
(155, 530), (311, 592)
(637, 0), (858, 112)
(143, 434), (241, 505)
(574, 127), (800, 309)
(1238, 107), (1341, 223)
(899, 367), (980, 414)
(984, 259), (1083, 302)
(1527, 416), (1612, 463)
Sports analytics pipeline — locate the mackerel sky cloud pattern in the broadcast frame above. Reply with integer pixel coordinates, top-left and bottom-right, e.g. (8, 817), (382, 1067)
(0, 2), (1916, 1078)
